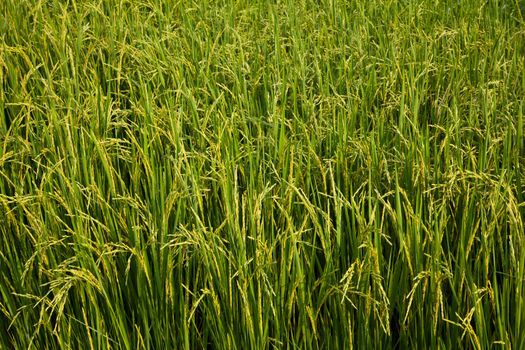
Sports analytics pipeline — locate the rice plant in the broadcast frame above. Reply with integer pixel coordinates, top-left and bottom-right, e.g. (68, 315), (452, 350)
(1, 0), (524, 348)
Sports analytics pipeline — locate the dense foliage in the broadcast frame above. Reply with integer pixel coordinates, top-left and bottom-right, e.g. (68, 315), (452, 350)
(1, 0), (524, 348)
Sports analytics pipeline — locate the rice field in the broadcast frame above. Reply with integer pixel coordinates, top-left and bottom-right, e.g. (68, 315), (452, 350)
(1, 0), (524, 348)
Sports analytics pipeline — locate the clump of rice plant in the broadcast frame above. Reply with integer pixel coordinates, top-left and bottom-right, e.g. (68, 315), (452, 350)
(1, 0), (524, 348)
